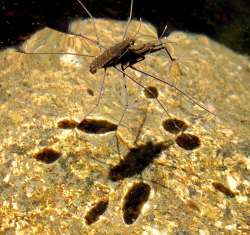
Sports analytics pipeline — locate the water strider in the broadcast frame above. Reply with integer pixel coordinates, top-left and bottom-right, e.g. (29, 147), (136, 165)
(15, 0), (208, 185)
(17, 0), (219, 137)
(71, 0), (220, 139)
(17, 0), (250, 152)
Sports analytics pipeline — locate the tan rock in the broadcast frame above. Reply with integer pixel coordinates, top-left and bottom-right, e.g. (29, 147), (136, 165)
(0, 19), (249, 234)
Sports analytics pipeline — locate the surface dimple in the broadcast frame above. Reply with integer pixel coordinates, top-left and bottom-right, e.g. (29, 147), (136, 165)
(144, 86), (158, 99)
(77, 119), (117, 134)
(163, 118), (188, 134)
(57, 118), (78, 129)
(212, 182), (235, 198)
(87, 88), (94, 96)
(175, 133), (200, 150)
(123, 182), (151, 225)
(85, 199), (109, 225)
(33, 148), (61, 164)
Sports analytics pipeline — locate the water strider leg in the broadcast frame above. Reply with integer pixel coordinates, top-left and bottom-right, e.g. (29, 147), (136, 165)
(117, 69), (129, 128)
(114, 66), (172, 119)
(17, 50), (95, 58)
(158, 26), (193, 76)
(130, 66), (217, 118)
(114, 66), (201, 136)
(127, 65), (220, 136)
(81, 68), (107, 120)
(122, 0), (134, 40)
(113, 69), (129, 156)
(74, 0), (103, 51)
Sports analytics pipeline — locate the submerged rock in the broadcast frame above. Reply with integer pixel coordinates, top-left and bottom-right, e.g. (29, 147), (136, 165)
(0, 19), (249, 234)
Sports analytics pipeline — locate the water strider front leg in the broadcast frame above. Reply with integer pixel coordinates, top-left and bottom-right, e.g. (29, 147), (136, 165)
(81, 68), (107, 120)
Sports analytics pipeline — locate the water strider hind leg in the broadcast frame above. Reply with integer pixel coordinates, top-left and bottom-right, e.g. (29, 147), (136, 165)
(117, 71), (129, 128)
(130, 65), (217, 118)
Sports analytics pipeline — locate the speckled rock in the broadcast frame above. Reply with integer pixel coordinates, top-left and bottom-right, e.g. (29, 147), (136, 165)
(0, 19), (249, 234)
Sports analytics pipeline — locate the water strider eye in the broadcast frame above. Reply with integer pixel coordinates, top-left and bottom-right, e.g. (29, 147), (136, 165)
(90, 66), (97, 74)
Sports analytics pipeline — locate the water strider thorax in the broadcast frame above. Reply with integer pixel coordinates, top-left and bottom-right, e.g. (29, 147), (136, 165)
(89, 38), (135, 74)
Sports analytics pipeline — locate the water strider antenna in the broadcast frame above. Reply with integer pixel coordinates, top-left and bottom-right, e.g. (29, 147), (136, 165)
(123, 0), (134, 40)
(75, 0), (102, 50)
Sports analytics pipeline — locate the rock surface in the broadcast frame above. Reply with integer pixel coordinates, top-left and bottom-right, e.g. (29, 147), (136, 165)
(0, 19), (249, 234)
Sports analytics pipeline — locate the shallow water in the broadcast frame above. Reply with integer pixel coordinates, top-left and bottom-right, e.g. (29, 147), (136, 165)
(0, 17), (250, 234)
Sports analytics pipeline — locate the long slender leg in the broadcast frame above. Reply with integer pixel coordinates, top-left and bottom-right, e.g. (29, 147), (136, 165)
(82, 68), (107, 119)
(19, 25), (106, 55)
(114, 66), (172, 119)
(117, 69), (129, 127)
(155, 23), (175, 62)
(68, 32), (107, 50)
(114, 68), (130, 158)
(158, 26), (192, 76)
(17, 50), (95, 58)
(125, 66), (220, 137)
(75, 0), (103, 51)
(123, 0), (134, 40)
(129, 66), (219, 134)
(130, 66), (217, 118)
(114, 66), (198, 135)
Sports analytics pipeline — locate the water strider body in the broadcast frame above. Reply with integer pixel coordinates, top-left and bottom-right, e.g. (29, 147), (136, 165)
(89, 37), (173, 73)
(89, 38), (135, 73)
